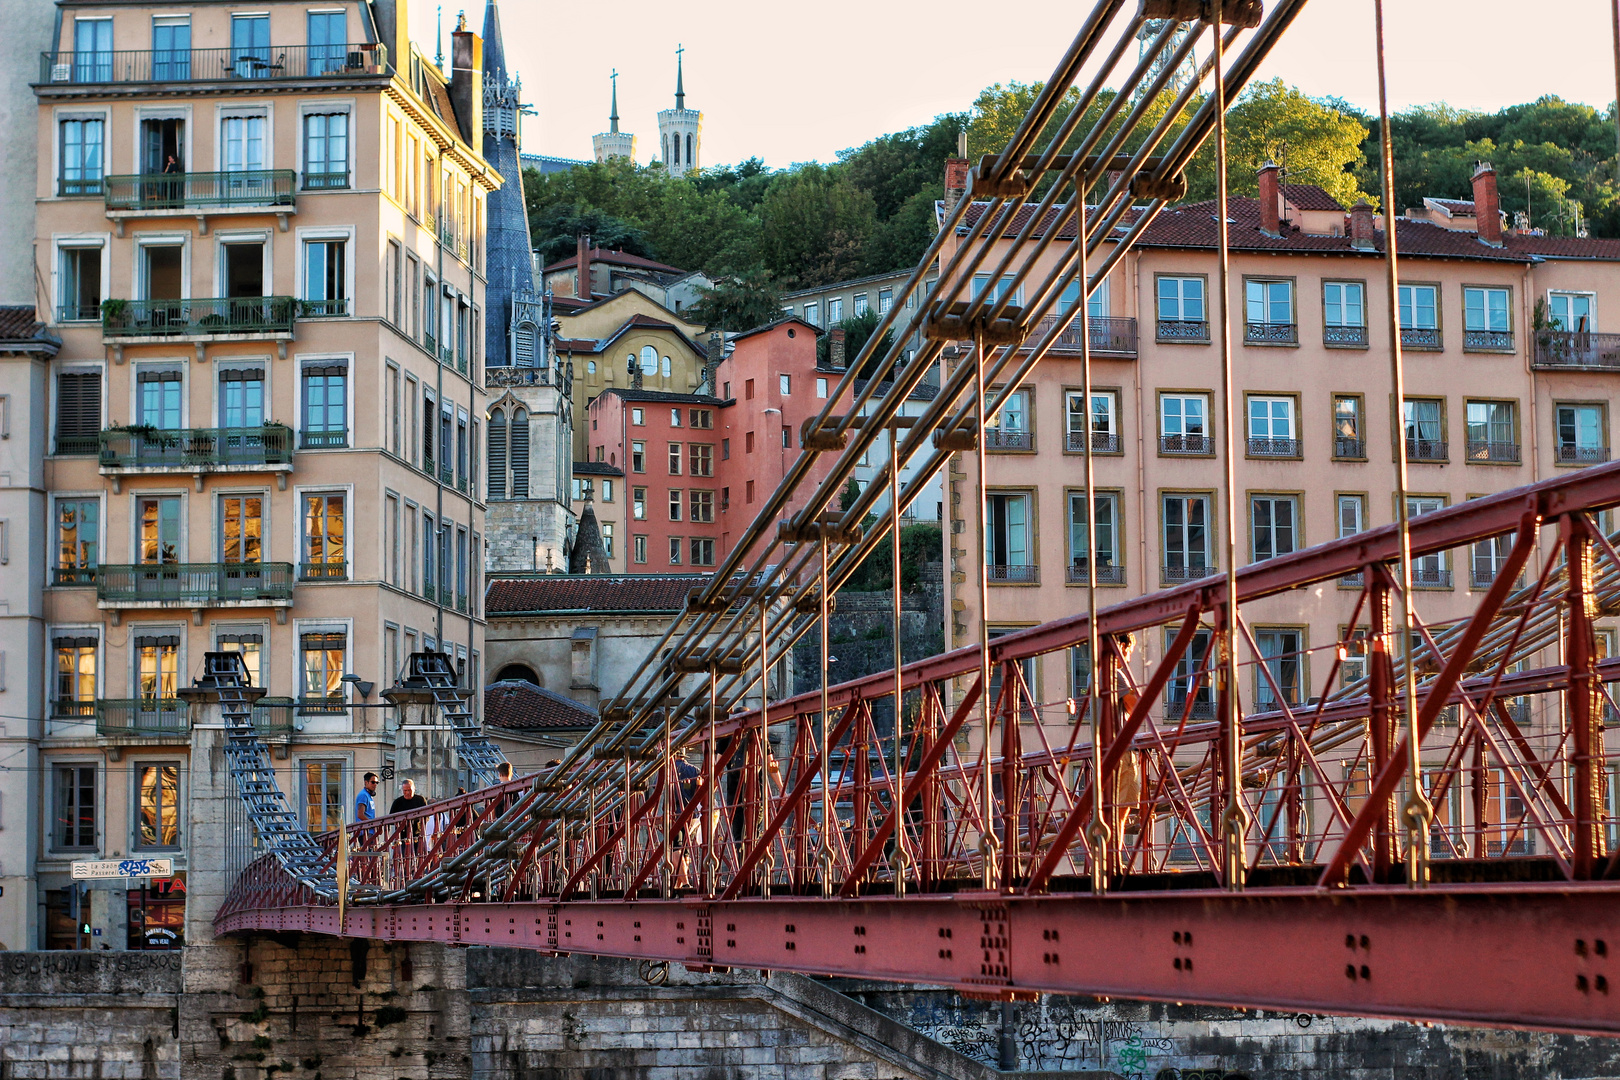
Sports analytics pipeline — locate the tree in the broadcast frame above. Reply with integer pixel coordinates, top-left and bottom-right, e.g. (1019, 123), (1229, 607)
(1185, 80), (1372, 208)
(686, 268), (783, 334)
(528, 203), (653, 266)
(817, 309), (897, 380)
(758, 164), (878, 288)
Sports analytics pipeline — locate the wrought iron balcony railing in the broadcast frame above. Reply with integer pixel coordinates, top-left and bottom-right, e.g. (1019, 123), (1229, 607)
(1165, 697), (1216, 719)
(1157, 318), (1209, 343)
(1400, 327), (1442, 349)
(1066, 562), (1126, 585)
(1324, 325), (1368, 347)
(1463, 329), (1514, 352)
(1030, 314), (1138, 357)
(299, 562), (347, 581)
(58, 177), (102, 197)
(96, 562), (294, 605)
(298, 298), (350, 318)
(984, 428), (1033, 450)
(1161, 563), (1217, 585)
(1245, 321), (1298, 345)
(1466, 440), (1520, 464)
(301, 171), (349, 191)
(1412, 564), (1453, 588)
(1470, 563), (1520, 590)
(39, 43), (387, 86)
(1556, 444), (1611, 465)
(97, 698), (188, 738)
(1247, 436), (1300, 457)
(102, 296), (295, 338)
(1405, 438), (1448, 462)
(1334, 436), (1366, 459)
(1066, 431), (1120, 453)
(1533, 330), (1620, 371)
(104, 170), (295, 212)
(53, 566), (96, 586)
(50, 699), (97, 720)
(99, 424), (293, 471)
(300, 430), (348, 449)
(986, 564), (1039, 584)
(1159, 433), (1213, 455)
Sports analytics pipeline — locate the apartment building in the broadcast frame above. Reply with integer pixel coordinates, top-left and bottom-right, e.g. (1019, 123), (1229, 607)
(781, 268), (935, 363)
(27, 0), (494, 949)
(943, 161), (1620, 781)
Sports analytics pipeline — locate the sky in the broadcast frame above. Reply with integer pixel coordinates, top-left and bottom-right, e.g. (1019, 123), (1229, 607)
(415, 0), (1620, 169)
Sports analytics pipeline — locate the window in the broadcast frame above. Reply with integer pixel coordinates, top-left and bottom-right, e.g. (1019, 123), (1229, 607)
(135, 633), (178, 701)
(669, 408), (682, 427)
(600, 479), (613, 502)
(984, 492), (1032, 581)
(1157, 276), (1206, 338)
(633, 487), (646, 519)
(1408, 496), (1450, 586)
(1339, 627), (1369, 686)
(55, 499), (99, 585)
(985, 388), (1030, 450)
(1399, 284), (1439, 341)
(780, 374), (791, 396)
(59, 246), (102, 321)
(55, 371), (100, 455)
(302, 493), (346, 579)
(745, 379), (755, 401)
(1244, 279), (1295, 336)
(230, 14), (270, 77)
(59, 118), (104, 195)
(816, 377), (828, 398)
(53, 636), (97, 718)
(721, 438), (730, 460)
(668, 490), (682, 521)
(217, 631), (262, 688)
(137, 763), (180, 848)
(1463, 286), (1512, 348)
(303, 761), (343, 832)
(1556, 403), (1608, 464)
(1159, 393), (1210, 454)
(1549, 291), (1593, 331)
(781, 425), (792, 449)
(219, 495), (262, 564)
(1254, 629), (1302, 712)
(745, 431), (755, 454)
(661, 356), (671, 379)
(632, 407), (645, 426)
(1067, 491), (1120, 583)
(54, 765), (96, 849)
(303, 113), (349, 189)
(690, 409), (713, 429)
(1473, 530), (1516, 589)
(72, 17), (113, 82)
(137, 370), (182, 430)
(301, 363), (348, 447)
(601, 523), (615, 559)
(828, 297), (844, 323)
(300, 631), (345, 705)
(1323, 281), (1366, 345)
(803, 302), (819, 327)
(971, 275), (1019, 304)
(878, 288), (893, 313)
(854, 293), (869, 317)
(1166, 628), (1214, 719)
(220, 366), (265, 428)
(1162, 494), (1212, 582)
(668, 442), (682, 475)
(302, 239), (348, 316)
(221, 113), (266, 172)
(1403, 399), (1446, 461)
(138, 497), (180, 564)
(746, 480), (754, 503)
(1334, 395), (1364, 458)
(690, 443), (713, 477)
(627, 534), (646, 564)
(668, 537), (683, 565)
(690, 490), (714, 523)
(1465, 400), (1518, 462)
(631, 440), (645, 472)
(1337, 495), (1367, 584)
(1246, 396), (1298, 456)
(1251, 495), (1299, 561)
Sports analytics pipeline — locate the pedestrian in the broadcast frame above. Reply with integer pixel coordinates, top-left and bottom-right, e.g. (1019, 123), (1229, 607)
(390, 778), (428, 857)
(355, 771), (378, 822)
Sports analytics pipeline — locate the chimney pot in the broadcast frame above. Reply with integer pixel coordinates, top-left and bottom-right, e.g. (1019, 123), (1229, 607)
(1257, 161), (1283, 237)
(1349, 200), (1376, 249)
(576, 234), (592, 299)
(943, 158), (970, 218)
(1472, 161), (1502, 246)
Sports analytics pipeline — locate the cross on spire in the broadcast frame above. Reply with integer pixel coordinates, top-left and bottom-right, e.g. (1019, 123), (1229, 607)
(674, 44), (685, 110)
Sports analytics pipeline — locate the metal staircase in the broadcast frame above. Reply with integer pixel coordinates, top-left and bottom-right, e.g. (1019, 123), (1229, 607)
(404, 650), (506, 788)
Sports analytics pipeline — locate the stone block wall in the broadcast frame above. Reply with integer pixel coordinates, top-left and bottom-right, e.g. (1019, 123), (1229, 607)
(0, 952), (182, 1080)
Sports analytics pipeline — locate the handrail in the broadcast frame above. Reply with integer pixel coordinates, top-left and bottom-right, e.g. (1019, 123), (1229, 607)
(104, 170), (295, 211)
(39, 43), (387, 85)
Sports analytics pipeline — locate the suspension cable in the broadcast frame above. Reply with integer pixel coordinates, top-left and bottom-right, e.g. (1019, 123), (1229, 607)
(974, 326), (999, 891)
(1078, 175), (1109, 894)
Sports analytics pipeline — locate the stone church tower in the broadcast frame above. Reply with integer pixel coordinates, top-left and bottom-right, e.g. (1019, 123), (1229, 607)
(592, 71), (636, 162)
(481, 0), (574, 572)
(657, 46), (702, 177)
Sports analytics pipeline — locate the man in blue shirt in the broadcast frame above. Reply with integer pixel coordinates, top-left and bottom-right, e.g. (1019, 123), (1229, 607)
(355, 772), (379, 823)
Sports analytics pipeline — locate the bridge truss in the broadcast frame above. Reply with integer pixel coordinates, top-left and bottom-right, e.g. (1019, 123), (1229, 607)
(216, 0), (1620, 1037)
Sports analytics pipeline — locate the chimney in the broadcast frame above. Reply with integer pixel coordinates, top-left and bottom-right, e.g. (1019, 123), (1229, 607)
(576, 233), (592, 299)
(448, 18), (482, 146)
(1349, 200), (1376, 249)
(829, 327), (846, 370)
(1472, 161), (1502, 246)
(943, 158), (970, 219)
(1257, 161), (1282, 237)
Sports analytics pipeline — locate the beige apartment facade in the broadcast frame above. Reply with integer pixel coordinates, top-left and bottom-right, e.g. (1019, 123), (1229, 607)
(942, 167), (1620, 804)
(26, 0), (493, 950)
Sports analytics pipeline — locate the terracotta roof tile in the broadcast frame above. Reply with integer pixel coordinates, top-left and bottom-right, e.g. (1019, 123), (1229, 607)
(544, 248), (687, 276)
(0, 306), (52, 343)
(486, 573), (713, 614)
(483, 680), (598, 731)
(1504, 235), (1620, 261)
(1281, 184), (1346, 212)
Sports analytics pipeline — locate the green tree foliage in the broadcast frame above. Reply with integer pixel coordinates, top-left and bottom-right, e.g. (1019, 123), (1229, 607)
(686, 267), (784, 335)
(758, 164), (879, 289)
(816, 309), (897, 379)
(840, 522), (943, 593)
(1184, 80), (1372, 208)
(529, 204), (652, 265)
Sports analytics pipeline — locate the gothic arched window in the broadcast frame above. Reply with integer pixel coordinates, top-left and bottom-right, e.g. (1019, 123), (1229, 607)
(510, 407), (530, 497)
(640, 345), (658, 375)
(672, 133), (680, 166)
(686, 133), (693, 167)
(661, 355), (671, 377)
(513, 320), (537, 367)
(487, 408), (507, 500)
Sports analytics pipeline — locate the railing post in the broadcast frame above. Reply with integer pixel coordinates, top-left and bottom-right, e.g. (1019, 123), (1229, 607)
(1368, 572), (1398, 882)
(1566, 517), (1608, 879)
(999, 660), (1022, 889)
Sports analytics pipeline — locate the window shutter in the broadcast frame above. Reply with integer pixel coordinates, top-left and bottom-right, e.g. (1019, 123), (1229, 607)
(134, 634), (180, 648)
(487, 410), (506, 500)
(423, 396), (435, 465)
(56, 372), (101, 438)
(513, 322), (535, 367)
(509, 410), (529, 497)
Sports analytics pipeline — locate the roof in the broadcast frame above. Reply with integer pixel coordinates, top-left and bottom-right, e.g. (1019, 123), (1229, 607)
(0, 307), (60, 354)
(1503, 235), (1620, 261)
(569, 502), (611, 574)
(554, 310), (709, 359)
(520, 153), (592, 175)
(1280, 184), (1346, 212)
(573, 461), (625, 477)
(487, 573), (714, 615)
(544, 248), (688, 277)
(731, 314), (822, 343)
(781, 268), (920, 299)
(1428, 198), (1478, 217)
(591, 387), (726, 407)
(483, 680), (598, 731)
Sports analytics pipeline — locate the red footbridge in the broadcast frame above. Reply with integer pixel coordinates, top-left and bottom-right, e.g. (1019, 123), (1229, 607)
(215, 0), (1620, 1039)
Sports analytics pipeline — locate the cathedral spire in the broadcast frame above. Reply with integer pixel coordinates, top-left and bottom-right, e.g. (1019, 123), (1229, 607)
(674, 44), (685, 110)
(609, 69), (619, 134)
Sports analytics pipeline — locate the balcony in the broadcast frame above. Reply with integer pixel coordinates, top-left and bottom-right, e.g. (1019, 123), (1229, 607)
(1162, 563), (1217, 585)
(1471, 563), (1520, 590)
(1157, 318), (1209, 343)
(252, 698), (299, 735)
(97, 699), (187, 739)
(99, 424), (293, 478)
(1466, 440), (1520, 464)
(986, 564), (1039, 584)
(299, 562), (348, 582)
(1247, 436), (1300, 458)
(53, 566), (96, 586)
(1334, 436), (1365, 459)
(1412, 564), (1453, 589)
(103, 170), (295, 232)
(50, 699), (98, 721)
(1165, 697), (1216, 720)
(984, 428), (1033, 451)
(38, 43), (388, 86)
(1400, 327), (1441, 350)
(1030, 314), (1138, 358)
(1244, 322), (1298, 345)
(1533, 330), (1620, 371)
(1159, 434), (1213, 455)
(1066, 562), (1126, 585)
(1556, 444), (1611, 465)
(1463, 329), (1514, 353)
(101, 297), (295, 354)
(96, 562), (294, 609)
(1066, 431), (1121, 453)
(298, 298), (350, 318)
(1405, 438), (1448, 463)
(1324, 325), (1368, 347)
(301, 171), (349, 191)
(300, 429), (348, 450)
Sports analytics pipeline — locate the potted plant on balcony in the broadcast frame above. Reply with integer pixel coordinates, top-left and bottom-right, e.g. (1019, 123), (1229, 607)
(99, 298), (128, 330)
(1533, 299), (1573, 366)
